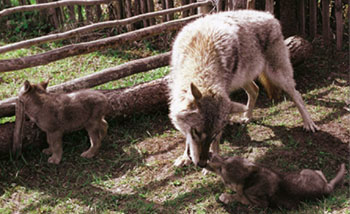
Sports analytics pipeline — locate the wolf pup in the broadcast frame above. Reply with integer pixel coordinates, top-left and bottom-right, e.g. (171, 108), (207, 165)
(168, 10), (319, 168)
(206, 154), (346, 209)
(18, 80), (109, 164)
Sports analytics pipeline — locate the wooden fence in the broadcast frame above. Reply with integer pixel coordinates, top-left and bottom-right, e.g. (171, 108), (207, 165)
(0, 0), (348, 119)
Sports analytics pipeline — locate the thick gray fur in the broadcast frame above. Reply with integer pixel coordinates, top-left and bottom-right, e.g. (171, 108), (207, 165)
(168, 10), (319, 168)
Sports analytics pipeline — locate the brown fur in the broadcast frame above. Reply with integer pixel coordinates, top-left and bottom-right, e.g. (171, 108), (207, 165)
(206, 154), (346, 209)
(18, 80), (109, 164)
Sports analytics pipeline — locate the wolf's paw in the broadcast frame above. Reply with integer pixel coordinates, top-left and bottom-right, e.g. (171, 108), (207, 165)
(48, 156), (61, 164)
(303, 121), (320, 132)
(201, 168), (211, 175)
(239, 116), (251, 124)
(42, 148), (52, 155)
(174, 155), (192, 167)
(81, 150), (95, 158)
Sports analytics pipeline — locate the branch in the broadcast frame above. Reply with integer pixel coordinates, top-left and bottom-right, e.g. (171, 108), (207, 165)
(0, 15), (201, 72)
(0, 0), (114, 18)
(0, 52), (171, 118)
(0, 1), (211, 54)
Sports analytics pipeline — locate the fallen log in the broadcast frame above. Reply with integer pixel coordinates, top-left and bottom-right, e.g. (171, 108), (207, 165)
(0, 77), (170, 158)
(0, 35), (312, 157)
(0, 52), (171, 118)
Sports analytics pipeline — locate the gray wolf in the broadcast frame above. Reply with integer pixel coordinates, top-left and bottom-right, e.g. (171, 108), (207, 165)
(206, 153), (346, 209)
(168, 10), (319, 168)
(18, 80), (108, 164)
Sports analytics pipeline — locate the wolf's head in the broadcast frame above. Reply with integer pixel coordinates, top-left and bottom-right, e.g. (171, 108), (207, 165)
(175, 83), (228, 168)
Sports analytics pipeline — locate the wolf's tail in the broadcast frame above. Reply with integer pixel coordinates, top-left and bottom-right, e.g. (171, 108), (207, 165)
(325, 163), (346, 194)
(258, 70), (281, 100)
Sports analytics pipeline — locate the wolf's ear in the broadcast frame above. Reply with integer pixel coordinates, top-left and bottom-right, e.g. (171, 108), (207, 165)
(40, 79), (50, 90)
(23, 80), (32, 93)
(190, 83), (202, 101)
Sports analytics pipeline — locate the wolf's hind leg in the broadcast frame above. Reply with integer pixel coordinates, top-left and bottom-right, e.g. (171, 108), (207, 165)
(264, 39), (319, 132)
(241, 81), (259, 123)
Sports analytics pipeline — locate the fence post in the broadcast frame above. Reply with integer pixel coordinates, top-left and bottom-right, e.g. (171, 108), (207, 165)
(247, 0), (255, 9)
(198, 0), (213, 14)
(297, 0), (305, 36)
(265, 0), (274, 14)
(335, 0), (343, 50)
(309, 0), (317, 39)
(322, 0), (330, 45)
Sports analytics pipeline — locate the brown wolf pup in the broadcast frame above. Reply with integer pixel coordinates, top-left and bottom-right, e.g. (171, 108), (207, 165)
(168, 10), (319, 168)
(206, 153), (346, 209)
(18, 80), (109, 164)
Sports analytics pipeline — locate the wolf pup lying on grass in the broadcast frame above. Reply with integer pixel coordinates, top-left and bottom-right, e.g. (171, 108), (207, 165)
(206, 153), (346, 209)
(169, 10), (319, 168)
(18, 80), (109, 164)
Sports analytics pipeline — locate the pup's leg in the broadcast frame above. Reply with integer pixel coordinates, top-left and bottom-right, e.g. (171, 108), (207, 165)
(241, 81), (259, 123)
(81, 122), (105, 158)
(264, 38), (319, 132)
(47, 132), (63, 164)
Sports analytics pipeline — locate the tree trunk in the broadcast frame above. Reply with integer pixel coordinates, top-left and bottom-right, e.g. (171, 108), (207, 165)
(0, 36), (312, 158)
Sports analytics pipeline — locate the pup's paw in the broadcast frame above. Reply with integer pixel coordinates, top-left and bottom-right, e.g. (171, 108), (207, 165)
(174, 155), (192, 167)
(48, 156), (61, 164)
(42, 148), (52, 155)
(219, 193), (234, 204)
(81, 150), (95, 158)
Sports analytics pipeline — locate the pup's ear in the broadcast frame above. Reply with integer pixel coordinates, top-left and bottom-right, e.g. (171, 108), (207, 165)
(190, 83), (202, 101)
(40, 79), (50, 90)
(23, 80), (32, 93)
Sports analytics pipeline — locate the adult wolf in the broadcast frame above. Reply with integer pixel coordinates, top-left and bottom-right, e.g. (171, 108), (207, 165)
(168, 10), (319, 168)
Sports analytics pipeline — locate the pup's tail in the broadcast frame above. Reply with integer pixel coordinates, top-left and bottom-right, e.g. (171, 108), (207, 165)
(325, 163), (346, 194)
(258, 69), (281, 100)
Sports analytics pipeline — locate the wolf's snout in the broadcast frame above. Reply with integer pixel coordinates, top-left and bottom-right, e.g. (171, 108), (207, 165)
(197, 160), (207, 168)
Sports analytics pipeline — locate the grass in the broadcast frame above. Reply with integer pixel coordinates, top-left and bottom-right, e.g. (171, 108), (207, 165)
(0, 36), (349, 213)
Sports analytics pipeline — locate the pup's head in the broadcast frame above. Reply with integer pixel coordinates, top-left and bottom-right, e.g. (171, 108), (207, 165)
(207, 154), (258, 183)
(205, 152), (225, 174)
(176, 83), (225, 168)
(19, 80), (49, 98)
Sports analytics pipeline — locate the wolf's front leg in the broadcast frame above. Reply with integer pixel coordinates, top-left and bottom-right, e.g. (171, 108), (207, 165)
(174, 137), (192, 167)
(202, 133), (222, 175)
(46, 132), (63, 164)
